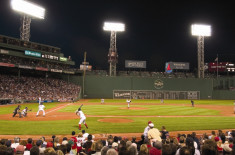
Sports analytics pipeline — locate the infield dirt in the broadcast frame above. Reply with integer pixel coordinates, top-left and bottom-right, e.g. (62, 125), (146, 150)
(0, 101), (234, 141)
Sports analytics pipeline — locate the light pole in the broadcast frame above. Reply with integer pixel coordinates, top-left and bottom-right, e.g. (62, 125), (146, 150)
(191, 24), (211, 78)
(103, 22), (125, 76)
(11, 0), (45, 41)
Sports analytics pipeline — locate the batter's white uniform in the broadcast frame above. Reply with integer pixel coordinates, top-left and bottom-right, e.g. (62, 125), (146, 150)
(36, 104), (45, 116)
(76, 110), (86, 124)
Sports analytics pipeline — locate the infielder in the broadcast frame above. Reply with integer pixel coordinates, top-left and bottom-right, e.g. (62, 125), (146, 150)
(75, 107), (88, 130)
(126, 99), (131, 109)
(36, 103), (46, 117)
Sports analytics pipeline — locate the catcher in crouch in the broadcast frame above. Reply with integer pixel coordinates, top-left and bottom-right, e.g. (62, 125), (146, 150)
(21, 107), (32, 117)
(75, 107), (88, 130)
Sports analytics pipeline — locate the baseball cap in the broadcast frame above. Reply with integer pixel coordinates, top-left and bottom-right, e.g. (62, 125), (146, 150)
(62, 140), (68, 145)
(148, 121), (152, 124)
(16, 145), (25, 152)
(68, 140), (74, 145)
(214, 137), (219, 141)
(149, 123), (154, 127)
(112, 142), (118, 148)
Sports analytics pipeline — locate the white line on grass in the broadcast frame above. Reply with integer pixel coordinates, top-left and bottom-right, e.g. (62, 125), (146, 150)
(45, 103), (71, 114)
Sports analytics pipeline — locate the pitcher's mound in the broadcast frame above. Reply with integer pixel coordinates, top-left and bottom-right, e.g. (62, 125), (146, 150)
(120, 107), (148, 110)
(98, 118), (133, 123)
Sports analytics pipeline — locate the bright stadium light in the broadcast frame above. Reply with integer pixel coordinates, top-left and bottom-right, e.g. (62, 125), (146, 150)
(103, 22), (125, 76)
(103, 22), (125, 32)
(11, 0), (45, 41)
(11, 0), (45, 19)
(191, 24), (211, 36)
(191, 24), (211, 78)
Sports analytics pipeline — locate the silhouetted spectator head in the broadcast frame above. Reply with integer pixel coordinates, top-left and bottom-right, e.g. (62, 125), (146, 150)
(162, 144), (172, 155)
(30, 146), (39, 155)
(101, 146), (109, 155)
(201, 139), (217, 155)
(88, 134), (93, 141)
(16, 145), (25, 154)
(153, 140), (162, 150)
(0, 145), (7, 155)
(180, 146), (192, 155)
(36, 140), (42, 147)
(6, 140), (11, 147)
(66, 143), (71, 154)
(71, 131), (75, 136)
(113, 136), (119, 143)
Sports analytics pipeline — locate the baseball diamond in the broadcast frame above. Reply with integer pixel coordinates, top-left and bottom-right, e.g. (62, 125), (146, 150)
(0, 100), (235, 141)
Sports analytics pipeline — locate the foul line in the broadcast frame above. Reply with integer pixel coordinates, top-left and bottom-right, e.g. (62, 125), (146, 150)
(45, 103), (71, 114)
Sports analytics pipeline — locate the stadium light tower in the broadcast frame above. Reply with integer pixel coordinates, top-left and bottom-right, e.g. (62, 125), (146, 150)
(191, 24), (211, 78)
(103, 22), (125, 76)
(11, 0), (45, 41)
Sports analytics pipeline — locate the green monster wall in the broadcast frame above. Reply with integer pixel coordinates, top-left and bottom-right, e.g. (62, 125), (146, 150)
(68, 75), (235, 99)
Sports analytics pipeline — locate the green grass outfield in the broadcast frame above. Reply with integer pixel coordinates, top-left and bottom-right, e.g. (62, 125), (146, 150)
(0, 99), (234, 135)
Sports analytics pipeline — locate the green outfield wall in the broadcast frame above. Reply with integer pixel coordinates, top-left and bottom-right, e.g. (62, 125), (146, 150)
(67, 75), (235, 99)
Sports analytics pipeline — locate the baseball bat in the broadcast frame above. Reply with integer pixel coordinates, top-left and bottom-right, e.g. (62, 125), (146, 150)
(79, 104), (83, 109)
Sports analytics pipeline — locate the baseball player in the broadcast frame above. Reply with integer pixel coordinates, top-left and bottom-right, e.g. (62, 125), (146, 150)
(75, 107), (88, 130)
(21, 107), (31, 117)
(36, 103), (46, 117)
(38, 97), (42, 104)
(12, 105), (21, 117)
(126, 99), (131, 109)
(191, 100), (194, 107)
(101, 98), (105, 104)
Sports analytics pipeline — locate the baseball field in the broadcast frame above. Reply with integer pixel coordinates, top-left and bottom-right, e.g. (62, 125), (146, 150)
(0, 99), (235, 140)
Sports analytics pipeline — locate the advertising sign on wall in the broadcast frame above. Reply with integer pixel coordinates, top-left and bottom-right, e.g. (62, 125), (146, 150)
(125, 60), (146, 68)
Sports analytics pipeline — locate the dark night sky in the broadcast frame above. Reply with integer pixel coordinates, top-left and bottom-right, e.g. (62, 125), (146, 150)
(0, 0), (235, 71)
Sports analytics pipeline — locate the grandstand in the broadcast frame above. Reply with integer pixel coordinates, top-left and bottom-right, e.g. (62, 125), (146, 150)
(1, 34), (235, 155)
(0, 34), (80, 103)
(1, 34), (235, 101)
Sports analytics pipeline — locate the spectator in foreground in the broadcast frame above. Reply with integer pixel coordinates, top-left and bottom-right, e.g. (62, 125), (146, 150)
(147, 122), (162, 144)
(15, 145), (25, 155)
(201, 139), (217, 155)
(30, 146), (39, 155)
(26, 138), (33, 151)
(143, 121), (153, 140)
(160, 126), (169, 140)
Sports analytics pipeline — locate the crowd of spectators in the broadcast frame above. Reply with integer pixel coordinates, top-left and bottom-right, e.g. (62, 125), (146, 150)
(0, 55), (70, 70)
(0, 74), (80, 102)
(0, 128), (235, 155)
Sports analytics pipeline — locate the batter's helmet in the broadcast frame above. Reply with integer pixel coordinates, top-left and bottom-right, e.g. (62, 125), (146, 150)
(78, 108), (81, 111)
